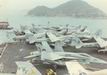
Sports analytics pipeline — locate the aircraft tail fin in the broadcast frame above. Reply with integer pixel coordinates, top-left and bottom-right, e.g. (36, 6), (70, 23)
(71, 37), (83, 49)
(16, 61), (42, 75)
(20, 25), (28, 32)
(80, 26), (87, 32)
(58, 28), (68, 35)
(41, 41), (53, 52)
(95, 29), (102, 37)
(54, 41), (64, 52)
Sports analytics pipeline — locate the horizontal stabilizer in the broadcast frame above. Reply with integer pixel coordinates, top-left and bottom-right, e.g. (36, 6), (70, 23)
(47, 32), (60, 42)
(94, 36), (107, 48)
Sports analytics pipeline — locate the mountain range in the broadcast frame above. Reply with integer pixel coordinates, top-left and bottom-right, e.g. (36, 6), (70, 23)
(28, 0), (107, 18)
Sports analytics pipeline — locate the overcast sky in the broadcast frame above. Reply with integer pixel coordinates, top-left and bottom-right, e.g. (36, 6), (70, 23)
(0, 0), (107, 16)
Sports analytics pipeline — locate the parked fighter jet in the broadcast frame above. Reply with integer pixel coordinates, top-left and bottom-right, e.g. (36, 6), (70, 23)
(26, 32), (47, 44)
(13, 27), (33, 42)
(68, 37), (99, 49)
(64, 25), (88, 35)
(0, 61), (41, 75)
(72, 29), (107, 52)
(25, 41), (107, 66)
(66, 61), (107, 75)
(0, 31), (17, 45)
(14, 29), (47, 44)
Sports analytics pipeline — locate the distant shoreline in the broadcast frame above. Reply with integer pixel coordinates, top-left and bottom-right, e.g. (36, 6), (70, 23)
(28, 0), (107, 19)
(27, 15), (107, 20)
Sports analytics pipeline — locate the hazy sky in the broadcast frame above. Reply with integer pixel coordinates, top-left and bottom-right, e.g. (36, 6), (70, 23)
(0, 0), (107, 16)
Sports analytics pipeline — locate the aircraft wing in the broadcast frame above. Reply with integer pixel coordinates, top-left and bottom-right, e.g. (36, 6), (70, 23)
(24, 55), (38, 59)
(24, 51), (41, 59)
(28, 37), (47, 44)
(16, 61), (42, 75)
(66, 61), (107, 75)
(65, 61), (88, 75)
(94, 36), (107, 48)
(89, 69), (107, 75)
(47, 32), (60, 42)
(14, 35), (25, 40)
(41, 52), (63, 61)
